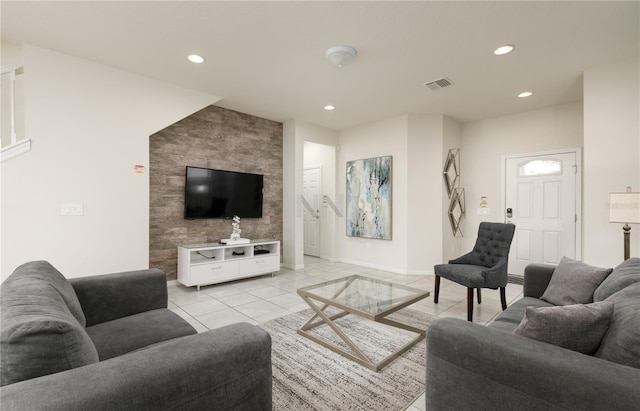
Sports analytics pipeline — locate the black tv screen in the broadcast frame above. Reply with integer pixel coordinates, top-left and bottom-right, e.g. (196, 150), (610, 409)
(184, 166), (264, 219)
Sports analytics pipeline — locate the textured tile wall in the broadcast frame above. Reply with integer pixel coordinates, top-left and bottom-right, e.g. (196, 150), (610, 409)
(149, 105), (283, 279)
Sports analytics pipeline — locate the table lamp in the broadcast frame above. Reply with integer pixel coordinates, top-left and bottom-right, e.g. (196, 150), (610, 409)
(609, 187), (640, 260)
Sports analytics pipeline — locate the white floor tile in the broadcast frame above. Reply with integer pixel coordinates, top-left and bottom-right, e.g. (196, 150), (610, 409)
(266, 292), (306, 309)
(201, 283), (243, 298)
(233, 300), (290, 320)
(232, 278), (273, 291)
(411, 393), (426, 411)
(216, 291), (261, 307)
(180, 298), (229, 317)
(169, 291), (214, 306)
(196, 308), (256, 330)
(248, 286), (289, 299)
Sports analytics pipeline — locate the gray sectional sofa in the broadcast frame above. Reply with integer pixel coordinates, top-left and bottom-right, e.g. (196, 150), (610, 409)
(426, 257), (640, 410)
(0, 261), (272, 411)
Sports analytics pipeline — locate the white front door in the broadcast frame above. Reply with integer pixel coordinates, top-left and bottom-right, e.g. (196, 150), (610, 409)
(504, 151), (580, 275)
(303, 167), (321, 257)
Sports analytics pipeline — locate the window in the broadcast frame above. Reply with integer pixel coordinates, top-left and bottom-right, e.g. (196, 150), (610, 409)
(518, 159), (562, 177)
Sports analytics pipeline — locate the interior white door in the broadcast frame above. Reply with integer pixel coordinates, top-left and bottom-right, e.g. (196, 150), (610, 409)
(505, 152), (577, 275)
(303, 167), (321, 257)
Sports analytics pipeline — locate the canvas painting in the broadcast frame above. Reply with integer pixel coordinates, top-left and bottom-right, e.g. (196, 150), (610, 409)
(346, 155), (392, 240)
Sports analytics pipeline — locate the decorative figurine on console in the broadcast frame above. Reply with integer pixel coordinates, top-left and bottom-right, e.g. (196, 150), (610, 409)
(220, 215), (250, 244)
(230, 215), (241, 241)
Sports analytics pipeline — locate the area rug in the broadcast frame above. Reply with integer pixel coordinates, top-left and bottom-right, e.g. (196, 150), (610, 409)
(259, 307), (436, 411)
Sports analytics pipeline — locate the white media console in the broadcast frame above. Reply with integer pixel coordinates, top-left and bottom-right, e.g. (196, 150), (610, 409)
(177, 239), (280, 290)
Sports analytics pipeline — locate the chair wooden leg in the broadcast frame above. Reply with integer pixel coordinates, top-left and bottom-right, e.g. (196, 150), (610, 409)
(477, 288), (482, 304)
(467, 288), (474, 322)
(434, 276), (440, 303)
(500, 287), (507, 310)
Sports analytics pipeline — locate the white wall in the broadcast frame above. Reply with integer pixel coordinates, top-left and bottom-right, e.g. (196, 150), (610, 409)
(304, 141), (337, 260)
(282, 120), (300, 269)
(584, 57), (640, 266)
(406, 114), (446, 274)
(337, 115), (409, 272)
(336, 114), (448, 274)
(1, 45), (218, 279)
(460, 102), (584, 252)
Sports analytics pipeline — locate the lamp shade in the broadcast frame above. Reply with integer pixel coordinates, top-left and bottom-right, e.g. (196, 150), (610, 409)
(609, 192), (640, 224)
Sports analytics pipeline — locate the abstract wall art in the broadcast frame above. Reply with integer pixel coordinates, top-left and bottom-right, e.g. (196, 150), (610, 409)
(346, 155), (392, 240)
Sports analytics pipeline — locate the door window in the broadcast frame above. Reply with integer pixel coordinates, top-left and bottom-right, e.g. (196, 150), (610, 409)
(518, 159), (562, 177)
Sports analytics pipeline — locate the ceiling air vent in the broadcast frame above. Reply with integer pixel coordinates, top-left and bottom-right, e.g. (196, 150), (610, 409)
(424, 77), (454, 91)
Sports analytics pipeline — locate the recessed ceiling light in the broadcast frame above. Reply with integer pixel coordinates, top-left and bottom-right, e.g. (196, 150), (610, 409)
(324, 105), (335, 111)
(187, 54), (205, 64)
(518, 91), (534, 98)
(494, 45), (515, 55)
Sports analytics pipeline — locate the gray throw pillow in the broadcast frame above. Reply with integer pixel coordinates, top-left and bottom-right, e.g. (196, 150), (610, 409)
(594, 282), (640, 369)
(593, 257), (640, 302)
(540, 257), (612, 305)
(513, 301), (614, 354)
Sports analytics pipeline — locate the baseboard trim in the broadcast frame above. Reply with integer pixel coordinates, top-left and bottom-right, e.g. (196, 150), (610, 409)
(282, 262), (305, 271)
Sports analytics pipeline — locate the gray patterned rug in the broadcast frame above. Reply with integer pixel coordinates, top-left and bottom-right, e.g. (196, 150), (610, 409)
(260, 307), (436, 411)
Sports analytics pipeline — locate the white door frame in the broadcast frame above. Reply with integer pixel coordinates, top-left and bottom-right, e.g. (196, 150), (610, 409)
(501, 147), (582, 263)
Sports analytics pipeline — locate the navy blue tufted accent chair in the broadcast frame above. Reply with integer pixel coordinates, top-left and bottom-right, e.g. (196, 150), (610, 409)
(434, 222), (515, 321)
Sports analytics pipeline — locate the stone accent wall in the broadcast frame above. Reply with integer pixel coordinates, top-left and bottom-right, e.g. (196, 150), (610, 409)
(149, 105), (283, 280)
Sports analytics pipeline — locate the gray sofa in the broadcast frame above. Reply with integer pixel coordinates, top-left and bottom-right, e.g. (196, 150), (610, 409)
(426, 257), (640, 410)
(0, 261), (272, 411)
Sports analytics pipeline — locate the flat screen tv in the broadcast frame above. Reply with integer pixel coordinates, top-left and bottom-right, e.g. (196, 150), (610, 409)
(184, 166), (264, 219)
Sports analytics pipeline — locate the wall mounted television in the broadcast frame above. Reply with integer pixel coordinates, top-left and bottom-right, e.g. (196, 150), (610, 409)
(184, 166), (264, 219)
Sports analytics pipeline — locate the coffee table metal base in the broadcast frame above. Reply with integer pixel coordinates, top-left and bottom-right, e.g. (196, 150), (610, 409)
(297, 295), (426, 372)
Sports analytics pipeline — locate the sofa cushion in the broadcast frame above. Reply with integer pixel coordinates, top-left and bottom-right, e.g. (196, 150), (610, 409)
(594, 282), (640, 369)
(8, 261), (87, 326)
(488, 297), (553, 332)
(513, 301), (614, 354)
(1, 266), (99, 386)
(86, 309), (197, 360)
(433, 264), (492, 288)
(593, 257), (640, 302)
(540, 257), (612, 305)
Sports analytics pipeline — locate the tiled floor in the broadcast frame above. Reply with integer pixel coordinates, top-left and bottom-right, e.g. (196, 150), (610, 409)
(168, 255), (523, 411)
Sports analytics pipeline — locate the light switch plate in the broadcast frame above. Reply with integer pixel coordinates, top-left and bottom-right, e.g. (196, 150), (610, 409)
(62, 204), (83, 216)
(476, 208), (490, 216)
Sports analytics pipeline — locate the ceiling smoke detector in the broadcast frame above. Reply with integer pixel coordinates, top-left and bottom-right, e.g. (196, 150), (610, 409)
(424, 77), (454, 91)
(326, 45), (357, 67)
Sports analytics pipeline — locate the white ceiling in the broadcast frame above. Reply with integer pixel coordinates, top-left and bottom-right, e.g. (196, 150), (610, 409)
(2, 1), (639, 130)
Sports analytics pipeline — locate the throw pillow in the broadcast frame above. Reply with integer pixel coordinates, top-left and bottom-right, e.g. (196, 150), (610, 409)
(594, 282), (640, 369)
(513, 301), (614, 355)
(540, 257), (612, 305)
(593, 257), (640, 302)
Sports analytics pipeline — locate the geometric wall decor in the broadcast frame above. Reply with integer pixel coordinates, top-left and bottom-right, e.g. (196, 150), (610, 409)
(448, 187), (465, 237)
(346, 155), (392, 240)
(443, 148), (459, 198)
(443, 148), (465, 236)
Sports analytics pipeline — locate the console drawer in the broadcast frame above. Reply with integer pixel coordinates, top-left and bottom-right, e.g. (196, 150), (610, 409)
(190, 262), (238, 284)
(239, 255), (280, 275)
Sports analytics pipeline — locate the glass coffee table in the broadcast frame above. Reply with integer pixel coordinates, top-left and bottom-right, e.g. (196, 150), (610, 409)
(297, 275), (430, 371)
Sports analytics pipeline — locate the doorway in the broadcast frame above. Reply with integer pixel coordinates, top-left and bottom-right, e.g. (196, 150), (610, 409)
(303, 167), (321, 257)
(503, 149), (582, 276)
